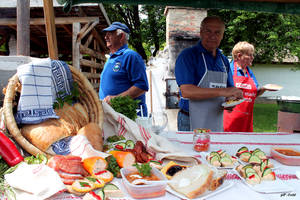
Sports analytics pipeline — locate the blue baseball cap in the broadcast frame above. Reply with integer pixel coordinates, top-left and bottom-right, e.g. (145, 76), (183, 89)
(102, 22), (130, 34)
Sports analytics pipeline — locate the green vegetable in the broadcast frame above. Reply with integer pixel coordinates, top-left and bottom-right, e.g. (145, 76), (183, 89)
(103, 183), (119, 191)
(106, 135), (126, 143)
(125, 140), (135, 149)
(110, 96), (140, 121)
(0, 156), (16, 200)
(24, 153), (48, 165)
(53, 82), (82, 109)
(133, 163), (152, 177)
(105, 155), (121, 177)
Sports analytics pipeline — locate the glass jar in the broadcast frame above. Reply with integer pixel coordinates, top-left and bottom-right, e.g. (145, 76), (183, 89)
(193, 128), (210, 152)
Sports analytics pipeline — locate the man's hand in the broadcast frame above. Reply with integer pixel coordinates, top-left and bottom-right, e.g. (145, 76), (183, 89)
(222, 87), (243, 99)
(103, 95), (117, 104)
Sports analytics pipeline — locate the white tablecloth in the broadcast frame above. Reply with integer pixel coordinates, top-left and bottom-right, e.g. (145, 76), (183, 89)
(50, 131), (300, 200)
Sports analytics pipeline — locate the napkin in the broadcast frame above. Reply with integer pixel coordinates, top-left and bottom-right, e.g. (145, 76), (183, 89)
(15, 58), (73, 124)
(5, 162), (66, 200)
(102, 102), (199, 165)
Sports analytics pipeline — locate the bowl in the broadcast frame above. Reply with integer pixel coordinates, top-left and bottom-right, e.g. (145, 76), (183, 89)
(270, 147), (300, 166)
(120, 167), (167, 199)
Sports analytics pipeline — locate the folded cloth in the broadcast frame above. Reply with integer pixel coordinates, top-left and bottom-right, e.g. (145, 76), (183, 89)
(15, 58), (73, 124)
(102, 102), (199, 165)
(4, 162), (66, 200)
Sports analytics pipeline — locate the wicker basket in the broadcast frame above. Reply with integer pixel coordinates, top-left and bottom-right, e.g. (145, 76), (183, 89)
(3, 65), (103, 157)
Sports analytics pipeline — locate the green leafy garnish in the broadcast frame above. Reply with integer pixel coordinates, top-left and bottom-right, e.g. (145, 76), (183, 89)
(53, 82), (82, 109)
(79, 181), (91, 187)
(105, 155), (120, 177)
(86, 177), (96, 182)
(133, 163), (152, 177)
(110, 96), (140, 121)
(106, 135), (126, 143)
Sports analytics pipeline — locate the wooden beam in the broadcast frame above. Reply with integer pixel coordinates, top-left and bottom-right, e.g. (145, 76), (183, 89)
(77, 19), (99, 42)
(82, 72), (100, 79)
(72, 22), (81, 69)
(80, 58), (102, 69)
(43, 0), (58, 59)
(61, 24), (72, 36)
(80, 44), (106, 61)
(0, 17), (100, 26)
(17, 0), (30, 56)
(91, 29), (106, 52)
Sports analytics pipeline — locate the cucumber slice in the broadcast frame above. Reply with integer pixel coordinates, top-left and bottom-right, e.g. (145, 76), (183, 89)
(252, 148), (262, 154)
(262, 168), (272, 177)
(125, 140), (135, 149)
(239, 152), (251, 161)
(97, 190), (105, 200)
(210, 155), (220, 163)
(252, 150), (266, 159)
(115, 142), (126, 149)
(248, 155), (262, 165)
(237, 146), (248, 154)
(261, 161), (267, 172)
(242, 164), (253, 170)
(210, 152), (221, 160)
(103, 183), (119, 191)
(220, 156), (233, 165)
(245, 167), (256, 175)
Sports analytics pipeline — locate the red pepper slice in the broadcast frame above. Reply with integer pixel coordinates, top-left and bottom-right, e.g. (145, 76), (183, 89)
(248, 174), (255, 179)
(95, 170), (107, 175)
(115, 144), (124, 150)
(90, 191), (102, 200)
(0, 130), (24, 166)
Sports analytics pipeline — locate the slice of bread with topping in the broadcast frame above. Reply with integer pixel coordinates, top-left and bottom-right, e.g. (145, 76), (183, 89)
(169, 164), (213, 199)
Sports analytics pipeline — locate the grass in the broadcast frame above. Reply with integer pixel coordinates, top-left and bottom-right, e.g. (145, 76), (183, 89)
(253, 103), (279, 132)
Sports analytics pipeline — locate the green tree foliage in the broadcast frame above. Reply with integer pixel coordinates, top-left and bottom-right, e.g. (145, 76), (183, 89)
(208, 9), (300, 64)
(102, 4), (166, 61)
(140, 5), (166, 57)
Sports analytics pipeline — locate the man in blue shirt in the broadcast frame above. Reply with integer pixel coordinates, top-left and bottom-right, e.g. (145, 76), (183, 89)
(175, 16), (243, 131)
(99, 22), (149, 116)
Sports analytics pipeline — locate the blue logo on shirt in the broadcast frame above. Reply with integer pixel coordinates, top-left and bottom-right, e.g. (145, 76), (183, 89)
(113, 62), (121, 72)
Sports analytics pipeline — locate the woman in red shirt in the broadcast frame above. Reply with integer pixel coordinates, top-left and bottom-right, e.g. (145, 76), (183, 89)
(223, 41), (267, 132)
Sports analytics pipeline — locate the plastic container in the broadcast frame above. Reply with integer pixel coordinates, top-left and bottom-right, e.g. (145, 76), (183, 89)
(120, 167), (167, 199)
(270, 147), (300, 166)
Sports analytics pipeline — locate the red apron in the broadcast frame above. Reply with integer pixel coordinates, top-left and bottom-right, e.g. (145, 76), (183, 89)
(223, 62), (257, 132)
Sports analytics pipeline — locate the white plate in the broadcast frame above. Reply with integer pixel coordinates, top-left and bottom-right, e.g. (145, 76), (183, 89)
(234, 169), (293, 193)
(263, 84), (283, 91)
(222, 99), (245, 107)
(201, 152), (239, 169)
(166, 181), (233, 200)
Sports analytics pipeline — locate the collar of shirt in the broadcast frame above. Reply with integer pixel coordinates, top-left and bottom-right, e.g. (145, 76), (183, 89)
(195, 40), (223, 57)
(236, 65), (250, 77)
(110, 44), (128, 57)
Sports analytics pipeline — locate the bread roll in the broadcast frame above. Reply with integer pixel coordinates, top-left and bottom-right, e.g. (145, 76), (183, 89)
(77, 123), (103, 151)
(21, 118), (70, 151)
(21, 102), (90, 152)
(169, 164), (213, 199)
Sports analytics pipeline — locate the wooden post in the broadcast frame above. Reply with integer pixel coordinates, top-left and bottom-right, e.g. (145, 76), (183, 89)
(17, 0), (30, 56)
(43, 0), (58, 59)
(72, 22), (81, 69)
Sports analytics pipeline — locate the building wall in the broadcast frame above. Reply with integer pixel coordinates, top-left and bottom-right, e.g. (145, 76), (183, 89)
(165, 7), (207, 76)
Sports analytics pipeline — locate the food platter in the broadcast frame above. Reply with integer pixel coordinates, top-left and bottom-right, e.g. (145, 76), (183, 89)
(201, 151), (239, 169)
(234, 169), (293, 193)
(263, 84), (283, 91)
(166, 181), (233, 200)
(222, 99), (245, 108)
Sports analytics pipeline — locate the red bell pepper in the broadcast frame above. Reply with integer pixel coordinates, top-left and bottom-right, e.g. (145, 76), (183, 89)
(0, 130), (24, 166)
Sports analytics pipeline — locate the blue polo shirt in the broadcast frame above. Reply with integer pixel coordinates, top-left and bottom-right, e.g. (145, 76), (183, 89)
(175, 41), (234, 112)
(230, 61), (259, 88)
(99, 44), (149, 116)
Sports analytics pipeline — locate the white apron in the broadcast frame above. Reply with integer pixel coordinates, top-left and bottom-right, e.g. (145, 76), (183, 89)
(189, 53), (227, 131)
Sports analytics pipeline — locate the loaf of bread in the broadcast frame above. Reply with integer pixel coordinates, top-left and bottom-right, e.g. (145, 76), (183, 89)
(21, 103), (90, 151)
(77, 123), (103, 151)
(169, 164), (213, 199)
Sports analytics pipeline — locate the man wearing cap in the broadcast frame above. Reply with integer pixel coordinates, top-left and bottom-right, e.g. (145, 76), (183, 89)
(99, 22), (149, 116)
